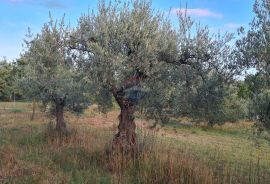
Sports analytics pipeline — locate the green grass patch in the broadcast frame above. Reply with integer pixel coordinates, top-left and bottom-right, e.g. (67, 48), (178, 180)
(19, 135), (44, 146)
(9, 108), (24, 113)
(69, 170), (113, 184)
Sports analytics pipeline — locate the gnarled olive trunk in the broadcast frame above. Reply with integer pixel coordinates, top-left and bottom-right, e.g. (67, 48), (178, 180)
(112, 99), (137, 153)
(30, 100), (36, 121)
(55, 103), (67, 133)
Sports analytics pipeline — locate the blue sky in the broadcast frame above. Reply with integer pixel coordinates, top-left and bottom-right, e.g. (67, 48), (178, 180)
(0, 0), (255, 61)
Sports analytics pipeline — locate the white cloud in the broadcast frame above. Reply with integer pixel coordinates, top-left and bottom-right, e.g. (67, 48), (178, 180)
(171, 8), (223, 19)
(225, 23), (243, 29)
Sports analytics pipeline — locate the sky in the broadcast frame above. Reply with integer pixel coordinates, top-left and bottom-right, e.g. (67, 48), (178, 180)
(0, 0), (255, 61)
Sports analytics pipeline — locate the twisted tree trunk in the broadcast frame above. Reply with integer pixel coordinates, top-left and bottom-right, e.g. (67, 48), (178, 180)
(55, 103), (67, 133)
(30, 100), (36, 121)
(110, 71), (144, 154)
(112, 98), (137, 153)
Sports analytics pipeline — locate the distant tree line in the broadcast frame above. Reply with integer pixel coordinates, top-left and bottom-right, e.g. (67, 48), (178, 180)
(0, 58), (25, 101)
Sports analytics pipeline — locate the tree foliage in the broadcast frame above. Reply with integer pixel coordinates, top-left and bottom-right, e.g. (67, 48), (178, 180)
(0, 59), (22, 101)
(236, 0), (270, 134)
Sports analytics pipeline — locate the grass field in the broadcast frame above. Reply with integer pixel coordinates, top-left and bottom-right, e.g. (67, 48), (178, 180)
(0, 102), (270, 184)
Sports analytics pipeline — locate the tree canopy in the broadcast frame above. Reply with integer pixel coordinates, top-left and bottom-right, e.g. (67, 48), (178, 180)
(68, 0), (240, 151)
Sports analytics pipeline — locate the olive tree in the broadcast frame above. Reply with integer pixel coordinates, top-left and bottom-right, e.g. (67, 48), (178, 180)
(73, 0), (238, 152)
(189, 74), (248, 127)
(20, 17), (89, 133)
(236, 0), (270, 133)
(190, 74), (228, 126)
(72, 0), (171, 152)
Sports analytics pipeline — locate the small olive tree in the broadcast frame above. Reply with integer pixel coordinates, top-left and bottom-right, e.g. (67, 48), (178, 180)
(188, 74), (247, 127)
(20, 17), (89, 133)
(190, 74), (228, 127)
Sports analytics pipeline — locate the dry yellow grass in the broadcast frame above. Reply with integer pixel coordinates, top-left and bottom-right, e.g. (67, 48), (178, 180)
(0, 102), (270, 183)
